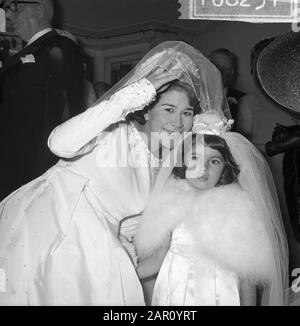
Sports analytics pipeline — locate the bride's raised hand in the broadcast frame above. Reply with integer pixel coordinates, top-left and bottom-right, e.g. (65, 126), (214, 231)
(146, 50), (181, 92)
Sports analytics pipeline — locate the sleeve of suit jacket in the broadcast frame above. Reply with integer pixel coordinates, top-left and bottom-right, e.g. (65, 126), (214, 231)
(34, 36), (85, 175)
(55, 36), (85, 117)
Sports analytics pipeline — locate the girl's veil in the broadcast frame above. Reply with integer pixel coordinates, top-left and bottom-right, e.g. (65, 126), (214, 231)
(224, 132), (289, 305)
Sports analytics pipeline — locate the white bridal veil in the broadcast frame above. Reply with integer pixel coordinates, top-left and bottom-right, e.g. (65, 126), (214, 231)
(94, 41), (229, 118)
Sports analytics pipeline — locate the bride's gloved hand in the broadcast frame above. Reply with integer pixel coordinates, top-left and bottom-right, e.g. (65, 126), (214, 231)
(146, 50), (182, 92)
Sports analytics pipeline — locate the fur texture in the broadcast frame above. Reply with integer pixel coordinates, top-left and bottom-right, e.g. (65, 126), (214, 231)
(134, 178), (194, 258)
(134, 179), (274, 283)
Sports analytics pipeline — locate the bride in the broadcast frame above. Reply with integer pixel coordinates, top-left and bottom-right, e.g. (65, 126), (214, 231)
(0, 41), (223, 305)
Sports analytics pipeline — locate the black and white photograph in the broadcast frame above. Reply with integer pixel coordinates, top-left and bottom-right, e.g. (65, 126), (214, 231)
(0, 0), (299, 313)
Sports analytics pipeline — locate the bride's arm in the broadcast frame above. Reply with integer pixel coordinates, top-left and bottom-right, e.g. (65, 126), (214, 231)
(48, 63), (178, 159)
(48, 78), (156, 158)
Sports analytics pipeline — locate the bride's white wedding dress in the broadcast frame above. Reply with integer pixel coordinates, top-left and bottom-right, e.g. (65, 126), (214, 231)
(0, 78), (157, 305)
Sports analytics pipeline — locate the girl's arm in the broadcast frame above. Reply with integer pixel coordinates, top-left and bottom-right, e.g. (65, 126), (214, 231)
(239, 279), (257, 306)
(136, 236), (170, 280)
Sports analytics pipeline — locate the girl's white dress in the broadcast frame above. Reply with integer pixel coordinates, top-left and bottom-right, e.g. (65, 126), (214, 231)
(135, 178), (275, 306)
(152, 222), (240, 305)
(0, 78), (158, 305)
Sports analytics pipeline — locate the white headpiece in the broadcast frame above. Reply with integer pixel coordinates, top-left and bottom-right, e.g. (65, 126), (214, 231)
(192, 112), (234, 136)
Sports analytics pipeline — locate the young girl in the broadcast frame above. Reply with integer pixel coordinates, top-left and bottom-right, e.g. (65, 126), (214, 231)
(134, 112), (289, 306)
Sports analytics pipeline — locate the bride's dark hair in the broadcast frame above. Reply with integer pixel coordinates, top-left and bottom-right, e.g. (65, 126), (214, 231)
(173, 134), (240, 186)
(126, 80), (201, 125)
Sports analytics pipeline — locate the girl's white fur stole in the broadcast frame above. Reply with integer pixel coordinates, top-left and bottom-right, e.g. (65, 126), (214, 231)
(134, 178), (274, 284)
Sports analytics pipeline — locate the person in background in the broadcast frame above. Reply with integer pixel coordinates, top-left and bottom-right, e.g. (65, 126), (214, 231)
(0, 0), (85, 200)
(209, 48), (245, 125)
(93, 80), (111, 99)
(0, 38), (10, 68)
(82, 63), (97, 108)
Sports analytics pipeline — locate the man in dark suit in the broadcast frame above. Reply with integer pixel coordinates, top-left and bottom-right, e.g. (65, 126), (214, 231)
(209, 48), (245, 126)
(0, 0), (85, 200)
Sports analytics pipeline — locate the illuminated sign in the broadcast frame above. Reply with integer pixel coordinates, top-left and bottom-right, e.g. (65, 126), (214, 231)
(179, 0), (298, 23)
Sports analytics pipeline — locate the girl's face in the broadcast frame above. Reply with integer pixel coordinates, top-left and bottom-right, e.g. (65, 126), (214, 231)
(185, 143), (225, 191)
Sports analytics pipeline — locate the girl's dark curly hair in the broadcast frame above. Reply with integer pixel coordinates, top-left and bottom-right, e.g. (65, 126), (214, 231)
(126, 80), (202, 124)
(173, 134), (240, 186)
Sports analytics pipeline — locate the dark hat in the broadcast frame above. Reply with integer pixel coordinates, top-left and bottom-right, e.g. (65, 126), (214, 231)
(257, 31), (300, 117)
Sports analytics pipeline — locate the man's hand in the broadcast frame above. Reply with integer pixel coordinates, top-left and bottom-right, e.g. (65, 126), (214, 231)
(266, 124), (300, 156)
